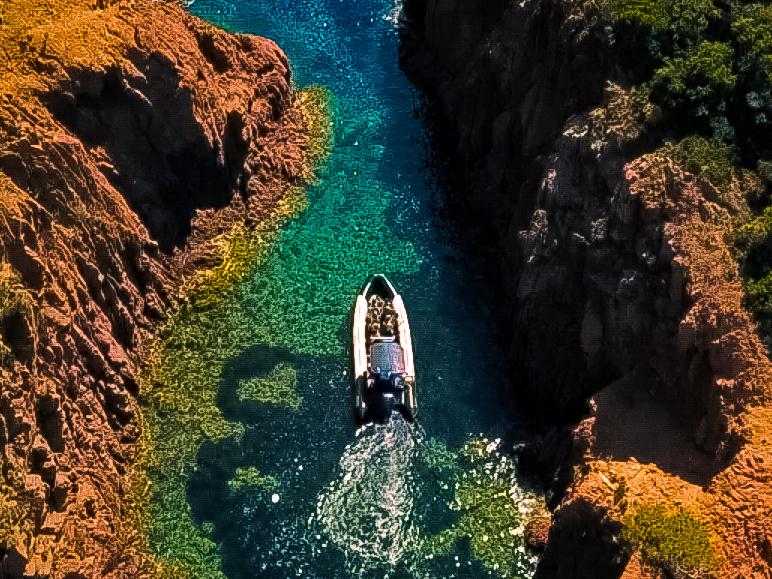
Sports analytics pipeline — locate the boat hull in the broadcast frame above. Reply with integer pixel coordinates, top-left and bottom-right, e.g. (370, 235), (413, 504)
(352, 274), (416, 423)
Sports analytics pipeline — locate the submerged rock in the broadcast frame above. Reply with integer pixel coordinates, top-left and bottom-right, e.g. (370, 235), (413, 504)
(524, 517), (550, 553)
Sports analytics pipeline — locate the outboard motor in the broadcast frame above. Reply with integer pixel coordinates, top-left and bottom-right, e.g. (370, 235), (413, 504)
(381, 390), (414, 424)
(393, 400), (415, 423)
(389, 375), (415, 423)
(362, 372), (414, 424)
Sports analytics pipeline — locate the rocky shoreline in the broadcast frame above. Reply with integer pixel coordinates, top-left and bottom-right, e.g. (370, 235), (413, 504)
(400, 0), (771, 577)
(0, 0), (769, 576)
(0, 0), (315, 574)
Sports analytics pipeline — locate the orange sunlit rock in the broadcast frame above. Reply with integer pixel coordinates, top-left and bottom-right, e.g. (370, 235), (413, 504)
(0, 0), (313, 574)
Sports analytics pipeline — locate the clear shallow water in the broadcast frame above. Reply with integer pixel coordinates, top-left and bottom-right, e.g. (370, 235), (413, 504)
(176, 0), (545, 576)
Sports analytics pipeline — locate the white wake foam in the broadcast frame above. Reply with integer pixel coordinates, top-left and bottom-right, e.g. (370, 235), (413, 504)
(383, 0), (403, 27)
(311, 416), (424, 574)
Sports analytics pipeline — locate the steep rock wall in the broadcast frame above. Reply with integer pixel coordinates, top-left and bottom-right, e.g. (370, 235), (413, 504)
(401, 1), (771, 577)
(0, 0), (310, 575)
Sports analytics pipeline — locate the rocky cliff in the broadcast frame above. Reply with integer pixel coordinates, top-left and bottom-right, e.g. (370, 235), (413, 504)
(0, 0), (312, 575)
(401, 1), (771, 577)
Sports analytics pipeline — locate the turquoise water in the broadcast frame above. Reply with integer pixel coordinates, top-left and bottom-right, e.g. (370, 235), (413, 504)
(177, 0), (544, 576)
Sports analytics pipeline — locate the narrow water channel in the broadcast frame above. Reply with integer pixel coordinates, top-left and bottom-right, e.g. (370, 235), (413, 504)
(164, 0), (545, 576)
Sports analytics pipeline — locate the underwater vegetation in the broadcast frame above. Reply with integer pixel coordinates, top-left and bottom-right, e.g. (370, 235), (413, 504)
(237, 362), (301, 409)
(123, 86), (333, 578)
(128, 57), (423, 573)
(227, 467), (279, 495)
(420, 437), (546, 578)
(622, 503), (717, 576)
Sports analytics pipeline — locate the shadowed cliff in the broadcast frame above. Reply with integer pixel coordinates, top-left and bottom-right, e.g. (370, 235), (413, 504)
(401, 1), (772, 577)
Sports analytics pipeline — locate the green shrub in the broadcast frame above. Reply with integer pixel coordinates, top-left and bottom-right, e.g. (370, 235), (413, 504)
(737, 205), (772, 249)
(606, 0), (718, 34)
(757, 160), (772, 183)
(661, 136), (737, 188)
(743, 273), (772, 346)
(733, 4), (772, 82)
(598, 0), (772, 164)
(622, 504), (717, 576)
(606, 0), (669, 28)
(736, 206), (772, 348)
(655, 41), (736, 94)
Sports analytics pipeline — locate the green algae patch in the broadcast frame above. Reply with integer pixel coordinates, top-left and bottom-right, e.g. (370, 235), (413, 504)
(127, 85), (335, 577)
(421, 438), (546, 578)
(419, 438), (462, 486)
(141, 325), (242, 578)
(136, 242), (285, 578)
(297, 85), (337, 175)
(129, 47), (419, 574)
(237, 362), (301, 409)
(184, 223), (299, 311)
(622, 503), (717, 576)
(228, 467), (279, 494)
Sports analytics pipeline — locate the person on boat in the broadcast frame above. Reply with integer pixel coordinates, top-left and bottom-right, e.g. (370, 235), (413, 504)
(369, 296), (384, 323)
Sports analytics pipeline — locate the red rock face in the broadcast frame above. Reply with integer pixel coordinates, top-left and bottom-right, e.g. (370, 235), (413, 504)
(562, 154), (772, 578)
(0, 0), (311, 574)
(401, 0), (771, 576)
(524, 516), (551, 552)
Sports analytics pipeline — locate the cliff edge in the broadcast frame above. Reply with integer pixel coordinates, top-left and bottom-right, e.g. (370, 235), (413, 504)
(401, 1), (771, 577)
(0, 0), (312, 575)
